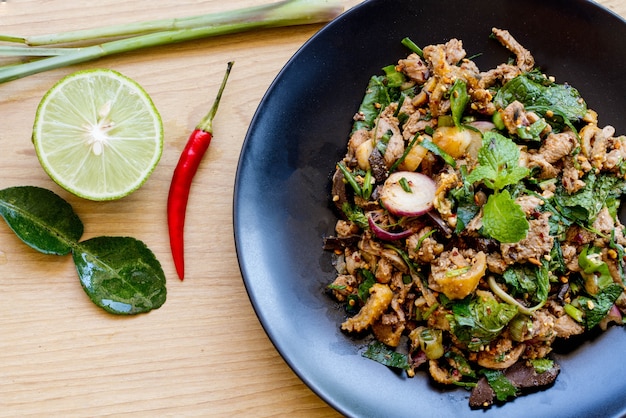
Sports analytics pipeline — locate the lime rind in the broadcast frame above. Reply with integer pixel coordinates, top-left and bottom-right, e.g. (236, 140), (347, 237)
(32, 69), (163, 201)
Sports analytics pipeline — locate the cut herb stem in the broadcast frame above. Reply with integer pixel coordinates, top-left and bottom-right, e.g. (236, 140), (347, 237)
(401, 37), (423, 57)
(0, 0), (343, 84)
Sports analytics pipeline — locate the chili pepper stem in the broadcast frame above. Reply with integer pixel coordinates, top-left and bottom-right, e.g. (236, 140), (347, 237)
(196, 61), (234, 133)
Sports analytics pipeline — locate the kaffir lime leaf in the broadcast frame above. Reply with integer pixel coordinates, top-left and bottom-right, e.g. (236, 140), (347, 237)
(32, 69), (163, 201)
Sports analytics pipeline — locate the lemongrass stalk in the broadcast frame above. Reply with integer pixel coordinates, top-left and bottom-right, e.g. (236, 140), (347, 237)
(0, 35), (27, 44)
(1, 0), (342, 46)
(0, 46), (80, 57)
(0, 0), (343, 84)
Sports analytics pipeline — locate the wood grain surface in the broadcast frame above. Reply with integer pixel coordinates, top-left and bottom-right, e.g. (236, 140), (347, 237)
(1, 1), (624, 416)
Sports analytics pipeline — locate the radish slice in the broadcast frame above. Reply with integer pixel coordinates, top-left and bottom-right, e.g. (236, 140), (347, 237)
(467, 121), (496, 133)
(380, 171), (436, 216)
(368, 214), (414, 241)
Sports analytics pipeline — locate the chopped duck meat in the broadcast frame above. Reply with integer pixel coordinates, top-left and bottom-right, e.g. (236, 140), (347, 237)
(324, 28), (626, 410)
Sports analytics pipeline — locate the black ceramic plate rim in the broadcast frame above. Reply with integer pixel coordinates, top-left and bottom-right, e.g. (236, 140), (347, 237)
(234, 1), (626, 417)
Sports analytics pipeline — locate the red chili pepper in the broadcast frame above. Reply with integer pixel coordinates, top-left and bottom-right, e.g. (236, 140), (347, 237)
(168, 61), (233, 280)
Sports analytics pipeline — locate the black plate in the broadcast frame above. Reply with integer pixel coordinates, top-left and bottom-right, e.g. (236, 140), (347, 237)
(233, 1), (626, 416)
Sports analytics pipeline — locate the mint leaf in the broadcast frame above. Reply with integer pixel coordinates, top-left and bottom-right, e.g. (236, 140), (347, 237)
(465, 165), (496, 188)
(465, 132), (530, 243)
(478, 131), (519, 173)
(483, 191), (529, 243)
(496, 166), (529, 191)
(466, 132), (529, 190)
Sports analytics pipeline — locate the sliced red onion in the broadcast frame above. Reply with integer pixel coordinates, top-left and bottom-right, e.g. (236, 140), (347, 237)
(367, 214), (414, 241)
(425, 210), (453, 238)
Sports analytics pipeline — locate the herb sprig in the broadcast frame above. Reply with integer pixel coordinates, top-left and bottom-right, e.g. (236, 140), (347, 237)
(466, 131), (530, 242)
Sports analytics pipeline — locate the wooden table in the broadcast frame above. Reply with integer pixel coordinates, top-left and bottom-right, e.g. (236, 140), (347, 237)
(1, 0), (624, 416)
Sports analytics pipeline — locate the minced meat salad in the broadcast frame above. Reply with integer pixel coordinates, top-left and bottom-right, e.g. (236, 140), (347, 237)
(324, 28), (626, 408)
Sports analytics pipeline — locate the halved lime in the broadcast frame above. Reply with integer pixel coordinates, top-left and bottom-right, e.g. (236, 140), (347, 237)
(32, 69), (163, 201)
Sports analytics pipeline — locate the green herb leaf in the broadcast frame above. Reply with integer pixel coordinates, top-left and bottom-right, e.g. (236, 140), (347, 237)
(482, 190), (529, 243)
(362, 340), (410, 370)
(352, 76), (390, 133)
(554, 172), (626, 225)
(73, 236), (167, 315)
(449, 166), (480, 233)
(502, 261), (550, 304)
(467, 131), (529, 191)
(529, 358), (554, 374)
(444, 349), (476, 379)
(341, 202), (368, 229)
(577, 283), (623, 330)
(357, 269), (376, 301)
(547, 240), (567, 275)
(481, 369), (519, 401)
(420, 138), (456, 168)
(0, 186), (83, 255)
(494, 73), (587, 126)
(448, 296), (518, 351)
(0, 185), (166, 315)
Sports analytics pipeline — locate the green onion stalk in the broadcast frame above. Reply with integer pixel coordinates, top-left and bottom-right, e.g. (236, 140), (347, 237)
(0, 0), (344, 84)
(487, 276), (546, 315)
